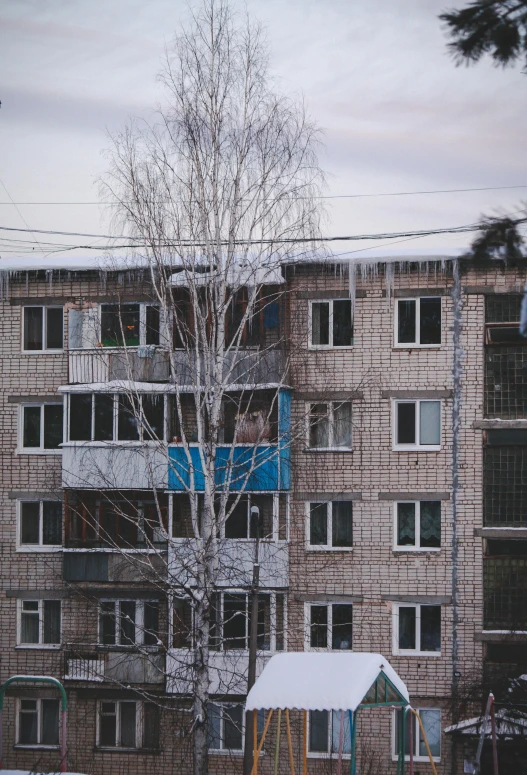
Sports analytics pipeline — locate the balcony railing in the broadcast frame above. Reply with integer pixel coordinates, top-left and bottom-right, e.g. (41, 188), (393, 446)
(64, 647), (165, 684)
(166, 650), (271, 695)
(62, 443), (168, 490)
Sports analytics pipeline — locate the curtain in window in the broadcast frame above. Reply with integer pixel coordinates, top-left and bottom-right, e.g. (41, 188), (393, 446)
(24, 307), (43, 350)
(334, 403), (352, 447)
(331, 710), (352, 754)
(419, 401), (440, 445)
(43, 600), (61, 644)
(332, 502), (353, 547)
(398, 607), (416, 650)
(420, 502), (441, 547)
(41, 699), (60, 745)
(419, 710), (440, 757)
(119, 702), (136, 748)
(397, 503), (416, 546)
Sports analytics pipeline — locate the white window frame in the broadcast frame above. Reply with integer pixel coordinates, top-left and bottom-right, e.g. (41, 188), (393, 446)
(21, 305), (64, 353)
(66, 392), (167, 443)
(96, 700), (155, 750)
(391, 707), (441, 762)
(308, 299), (353, 349)
(203, 590), (286, 653)
(393, 501), (441, 552)
(307, 709), (352, 759)
(16, 698), (61, 748)
(98, 599), (159, 647)
(394, 297), (442, 348)
(392, 603), (441, 657)
(306, 401), (353, 451)
(305, 501), (353, 551)
(304, 602), (353, 652)
(207, 701), (245, 754)
(17, 499), (62, 552)
(98, 302), (162, 348)
(392, 399), (441, 451)
(18, 403), (64, 455)
(17, 599), (62, 648)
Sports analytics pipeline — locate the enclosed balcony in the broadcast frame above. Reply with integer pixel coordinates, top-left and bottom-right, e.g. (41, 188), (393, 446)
(484, 541), (527, 630)
(64, 647), (164, 685)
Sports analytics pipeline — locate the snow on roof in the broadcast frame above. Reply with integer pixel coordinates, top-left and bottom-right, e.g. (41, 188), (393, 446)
(59, 380), (288, 393)
(0, 771), (90, 775)
(445, 708), (527, 736)
(0, 255), (149, 272)
(245, 653), (409, 712)
(283, 247), (467, 266)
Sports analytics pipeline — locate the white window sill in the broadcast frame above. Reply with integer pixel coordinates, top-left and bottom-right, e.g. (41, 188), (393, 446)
(393, 547), (441, 553)
(21, 349), (64, 355)
(63, 547), (166, 554)
(306, 545), (353, 552)
(209, 749), (244, 756)
(393, 344), (442, 349)
(17, 546), (63, 553)
(392, 445), (441, 452)
(15, 744), (60, 750)
(393, 650), (441, 657)
(16, 644), (61, 650)
(308, 752), (351, 760)
(16, 449), (62, 455)
(392, 755), (441, 763)
(96, 746), (151, 752)
(308, 345), (354, 351)
(63, 440), (166, 447)
(304, 447), (353, 453)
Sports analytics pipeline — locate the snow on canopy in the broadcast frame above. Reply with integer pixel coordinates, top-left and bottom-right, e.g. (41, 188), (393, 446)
(245, 653), (409, 712)
(0, 771), (91, 775)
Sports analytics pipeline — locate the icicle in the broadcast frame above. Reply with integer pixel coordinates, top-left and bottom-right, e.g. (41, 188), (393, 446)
(47, 269), (53, 293)
(347, 260), (357, 324)
(385, 263), (395, 308)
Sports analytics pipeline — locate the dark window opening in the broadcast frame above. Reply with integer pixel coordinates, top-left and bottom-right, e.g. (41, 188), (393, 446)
(145, 305), (160, 345)
(420, 298), (441, 345)
(46, 308), (64, 349)
(101, 304), (140, 347)
(43, 405), (63, 448)
(397, 403), (416, 445)
(118, 395), (140, 440)
(310, 605), (328, 649)
(70, 394), (92, 441)
(23, 406), (41, 448)
(332, 604), (353, 650)
(397, 300), (416, 344)
(23, 307), (43, 350)
(173, 599), (192, 648)
(95, 394), (114, 440)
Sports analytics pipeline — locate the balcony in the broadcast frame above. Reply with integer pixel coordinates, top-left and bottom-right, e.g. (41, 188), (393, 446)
(68, 347), (286, 386)
(62, 442), (168, 490)
(169, 539), (288, 588)
(484, 557), (527, 629)
(64, 648), (165, 684)
(166, 650), (271, 695)
(63, 551), (166, 583)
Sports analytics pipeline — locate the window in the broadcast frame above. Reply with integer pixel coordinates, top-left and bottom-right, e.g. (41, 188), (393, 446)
(393, 708), (441, 761)
(307, 603), (353, 650)
(308, 402), (352, 449)
(68, 393), (166, 442)
(23, 306), (63, 351)
(21, 403), (63, 452)
(395, 297), (441, 346)
(223, 494), (274, 539)
(18, 699), (60, 747)
(209, 591), (286, 652)
(310, 299), (353, 347)
(308, 501), (353, 549)
(208, 703), (244, 751)
(393, 604), (441, 655)
(100, 303), (160, 347)
(19, 500), (62, 547)
(67, 496), (167, 548)
(394, 400), (441, 450)
(308, 710), (351, 756)
(394, 501), (441, 550)
(98, 700), (159, 749)
(18, 599), (61, 646)
(99, 600), (159, 646)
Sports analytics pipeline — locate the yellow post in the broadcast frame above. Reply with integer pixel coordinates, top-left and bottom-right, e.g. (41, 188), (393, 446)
(285, 709), (296, 775)
(408, 708), (438, 775)
(303, 710), (308, 775)
(253, 710), (258, 774)
(250, 710), (274, 775)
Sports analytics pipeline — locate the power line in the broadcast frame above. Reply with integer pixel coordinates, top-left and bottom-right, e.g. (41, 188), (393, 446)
(0, 183), (527, 205)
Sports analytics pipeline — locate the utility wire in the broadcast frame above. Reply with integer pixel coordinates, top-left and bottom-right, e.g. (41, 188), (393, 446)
(1, 183), (527, 204)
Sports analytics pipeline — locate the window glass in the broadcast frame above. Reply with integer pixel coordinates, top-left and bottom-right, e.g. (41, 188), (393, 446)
(331, 711), (352, 754)
(101, 304), (140, 347)
(223, 594), (246, 649)
(42, 502), (62, 545)
(41, 698), (60, 745)
(397, 503), (416, 546)
(94, 394), (114, 441)
(145, 306), (160, 345)
(21, 601), (39, 643)
(334, 403), (352, 447)
(142, 395), (164, 440)
(119, 601), (136, 645)
(144, 601), (159, 646)
(309, 710), (329, 752)
(310, 605), (328, 648)
(332, 604), (353, 650)
(43, 405), (63, 449)
(276, 594), (285, 651)
(120, 702), (136, 748)
(398, 300), (416, 344)
(19, 700), (38, 744)
(419, 710), (441, 757)
(225, 498), (248, 538)
(420, 502), (441, 548)
(309, 404), (329, 448)
(223, 705), (243, 750)
(118, 395), (139, 441)
(311, 302), (329, 345)
(70, 394), (92, 441)
(394, 709), (412, 756)
(207, 704), (222, 749)
(420, 298), (441, 345)
(310, 503), (328, 545)
(23, 406), (41, 448)
(419, 401), (440, 445)
(99, 702), (117, 746)
(21, 502), (40, 544)
(398, 607), (416, 650)
(43, 600), (61, 644)
(143, 703), (159, 749)
(421, 605), (441, 652)
(23, 307), (43, 350)
(100, 602), (116, 645)
(333, 300), (353, 346)
(397, 403), (415, 445)
(332, 502), (353, 547)
(46, 308), (64, 349)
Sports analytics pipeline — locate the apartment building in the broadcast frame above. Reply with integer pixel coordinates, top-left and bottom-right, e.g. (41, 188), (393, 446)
(0, 252), (525, 774)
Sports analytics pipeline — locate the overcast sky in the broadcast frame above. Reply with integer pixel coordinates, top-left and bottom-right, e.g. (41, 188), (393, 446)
(1, 0), (526, 261)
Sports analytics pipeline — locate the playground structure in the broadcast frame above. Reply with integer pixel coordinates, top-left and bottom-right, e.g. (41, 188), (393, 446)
(245, 652), (439, 775)
(0, 676), (68, 774)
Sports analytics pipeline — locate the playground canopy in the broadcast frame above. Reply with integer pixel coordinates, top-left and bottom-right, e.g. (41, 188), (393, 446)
(245, 652), (409, 711)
